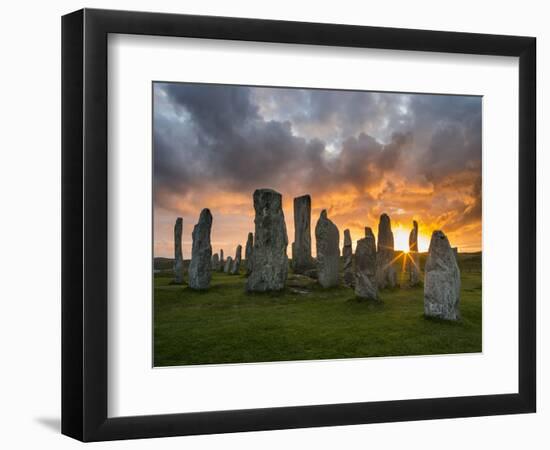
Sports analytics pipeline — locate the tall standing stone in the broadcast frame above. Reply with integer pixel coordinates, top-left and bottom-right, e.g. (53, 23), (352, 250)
(424, 230), (461, 321)
(246, 189), (288, 292)
(173, 217), (184, 284)
(230, 245), (242, 275)
(292, 195), (314, 274)
(224, 256), (233, 274)
(315, 210), (340, 288)
(342, 229), (354, 287)
(188, 209), (213, 290)
(219, 249), (225, 272)
(376, 213), (397, 289)
(245, 232), (254, 275)
(408, 220), (420, 286)
(355, 235), (378, 300)
(211, 253), (220, 271)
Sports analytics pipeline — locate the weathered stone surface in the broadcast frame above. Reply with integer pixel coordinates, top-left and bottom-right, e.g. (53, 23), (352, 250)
(424, 230), (461, 321)
(376, 213), (397, 289)
(452, 247), (458, 261)
(211, 253), (220, 271)
(188, 209), (213, 290)
(292, 195), (315, 274)
(245, 232), (254, 275)
(246, 189), (288, 292)
(224, 256), (233, 274)
(219, 249), (225, 272)
(315, 210), (340, 288)
(230, 245), (242, 275)
(408, 220), (420, 286)
(342, 229), (354, 287)
(355, 235), (378, 300)
(173, 217), (184, 284)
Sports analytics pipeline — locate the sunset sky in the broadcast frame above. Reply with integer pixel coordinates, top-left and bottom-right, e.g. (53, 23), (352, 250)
(153, 82), (481, 258)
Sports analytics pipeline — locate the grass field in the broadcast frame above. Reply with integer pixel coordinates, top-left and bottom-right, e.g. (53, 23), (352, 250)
(153, 253), (482, 367)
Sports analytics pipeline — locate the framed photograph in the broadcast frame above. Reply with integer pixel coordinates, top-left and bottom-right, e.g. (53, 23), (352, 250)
(62, 8), (536, 442)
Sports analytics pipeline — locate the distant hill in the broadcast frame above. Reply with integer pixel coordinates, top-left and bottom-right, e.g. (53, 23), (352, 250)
(154, 257), (174, 271)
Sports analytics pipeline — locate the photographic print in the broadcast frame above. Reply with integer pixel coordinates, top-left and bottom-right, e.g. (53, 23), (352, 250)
(153, 82), (482, 367)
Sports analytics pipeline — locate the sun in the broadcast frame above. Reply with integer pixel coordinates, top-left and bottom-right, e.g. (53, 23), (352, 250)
(393, 227), (410, 253)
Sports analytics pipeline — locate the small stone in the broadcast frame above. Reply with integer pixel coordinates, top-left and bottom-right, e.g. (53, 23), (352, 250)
(376, 213), (397, 289)
(219, 249), (225, 272)
(188, 209), (213, 290)
(424, 230), (461, 321)
(230, 245), (242, 275)
(245, 232), (254, 275)
(342, 229), (354, 287)
(173, 217), (184, 284)
(224, 256), (233, 274)
(315, 210), (340, 288)
(246, 189), (288, 292)
(355, 234), (378, 300)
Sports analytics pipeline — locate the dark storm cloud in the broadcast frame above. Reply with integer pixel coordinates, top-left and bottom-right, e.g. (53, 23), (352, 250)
(153, 84), (437, 197)
(153, 82), (482, 252)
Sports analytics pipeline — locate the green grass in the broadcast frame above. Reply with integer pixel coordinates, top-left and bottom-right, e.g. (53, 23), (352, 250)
(154, 255), (482, 367)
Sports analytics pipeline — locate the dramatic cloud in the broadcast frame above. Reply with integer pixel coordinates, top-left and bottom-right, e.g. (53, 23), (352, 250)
(153, 82), (482, 257)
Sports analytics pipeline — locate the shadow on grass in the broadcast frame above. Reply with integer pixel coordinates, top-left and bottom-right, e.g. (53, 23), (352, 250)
(422, 314), (463, 326)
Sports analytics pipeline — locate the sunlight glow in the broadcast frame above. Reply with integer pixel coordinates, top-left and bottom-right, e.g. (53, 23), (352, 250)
(393, 227), (410, 253)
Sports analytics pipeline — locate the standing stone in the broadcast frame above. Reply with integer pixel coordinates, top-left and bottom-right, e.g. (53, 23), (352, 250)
(376, 213), (397, 289)
(230, 245), (242, 275)
(188, 209), (213, 290)
(219, 249), (225, 272)
(246, 189), (288, 292)
(315, 210), (340, 288)
(211, 253), (220, 271)
(224, 256), (233, 274)
(424, 230), (461, 321)
(342, 229), (354, 287)
(292, 195), (314, 274)
(173, 217), (184, 284)
(408, 220), (420, 286)
(365, 226), (375, 241)
(245, 232), (254, 275)
(355, 235), (378, 300)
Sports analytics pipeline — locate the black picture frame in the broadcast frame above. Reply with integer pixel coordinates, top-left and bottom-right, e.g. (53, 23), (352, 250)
(62, 8), (536, 442)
